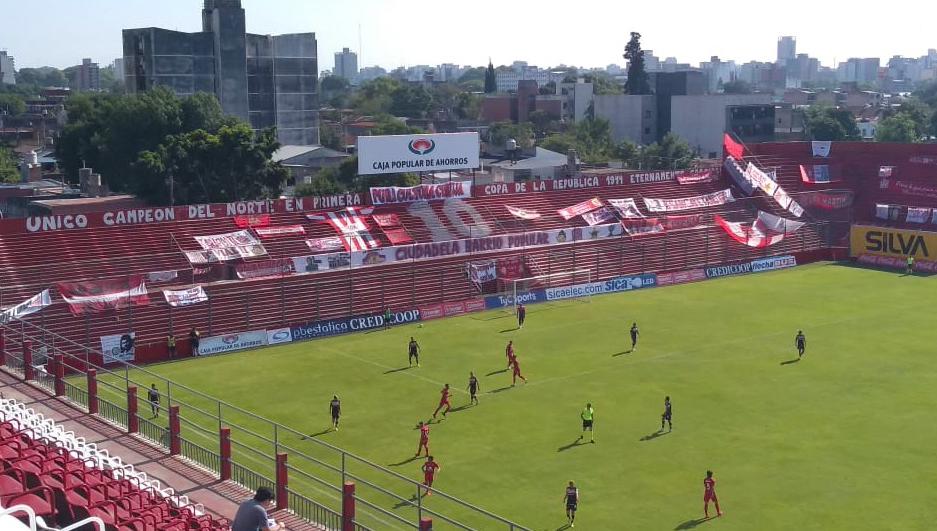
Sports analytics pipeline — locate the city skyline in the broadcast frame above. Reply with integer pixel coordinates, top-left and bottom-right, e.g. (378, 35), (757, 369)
(1, 0), (935, 73)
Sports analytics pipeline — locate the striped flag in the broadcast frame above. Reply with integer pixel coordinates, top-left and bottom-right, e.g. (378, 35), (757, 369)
(327, 207), (380, 251)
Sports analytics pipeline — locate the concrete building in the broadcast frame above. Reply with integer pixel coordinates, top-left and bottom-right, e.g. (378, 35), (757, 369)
(0, 51), (15, 85)
(670, 94), (774, 158)
(651, 71), (706, 141)
(334, 47), (358, 83)
(72, 58), (100, 92)
(555, 80), (594, 122)
(837, 58), (880, 85)
(777, 36), (796, 66)
(272, 144), (350, 184)
(699, 56), (738, 93)
(480, 80), (562, 123)
(495, 68), (565, 92)
(358, 65), (387, 82)
(593, 94), (657, 145)
(111, 58), (125, 80)
(123, 0), (319, 145)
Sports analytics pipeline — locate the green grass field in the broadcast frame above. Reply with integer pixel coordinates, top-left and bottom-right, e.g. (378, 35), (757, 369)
(98, 263), (937, 530)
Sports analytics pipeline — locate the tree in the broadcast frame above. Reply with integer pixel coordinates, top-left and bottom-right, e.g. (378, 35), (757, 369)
(539, 133), (576, 156)
(539, 81), (556, 95)
(15, 67), (67, 88)
(0, 148), (19, 184)
(623, 32), (651, 95)
(876, 113), (920, 143)
(583, 73), (622, 95)
(134, 123), (287, 204)
(537, 117), (616, 163)
(488, 122), (534, 150)
(320, 75), (352, 108)
(458, 67), (486, 91)
(371, 114), (422, 136)
(614, 140), (638, 162)
(99, 65), (125, 94)
(0, 93), (26, 116)
(484, 61), (497, 94)
(804, 105), (860, 141)
(637, 132), (694, 170)
(722, 80), (752, 94)
(454, 92), (481, 120)
(318, 124), (343, 150)
(351, 77), (399, 115)
(295, 172), (344, 197)
(527, 110), (561, 137)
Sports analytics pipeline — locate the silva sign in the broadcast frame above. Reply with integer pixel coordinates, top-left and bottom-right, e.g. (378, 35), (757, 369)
(357, 132), (480, 175)
(850, 225), (936, 260)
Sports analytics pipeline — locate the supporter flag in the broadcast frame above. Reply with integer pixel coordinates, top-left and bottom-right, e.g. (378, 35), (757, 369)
(57, 276), (149, 315)
(0, 289), (52, 324)
(723, 133), (745, 160)
(878, 166), (895, 178)
(163, 286), (209, 307)
(383, 228), (414, 245)
(875, 204), (890, 220)
(468, 261), (497, 283)
(582, 207), (614, 226)
(607, 198), (645, 218)
(715, 212), (804, 248)
(254, 225), (305, 237)
(327, 207), (380, 252)
(234, 214), (271, 228)
(372, 213), (401, 227)
(505, 205), (542, 220)
(306, 236), (346, 252)
(811, 141), (832, 157)
(557, 198), (603, 220)
(907, 207), (930, 224)
(622, 218), (665, 236)
(676, 169), (717, 185)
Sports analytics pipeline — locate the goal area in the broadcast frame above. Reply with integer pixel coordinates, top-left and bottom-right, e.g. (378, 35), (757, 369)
(510, 269), (593, 310)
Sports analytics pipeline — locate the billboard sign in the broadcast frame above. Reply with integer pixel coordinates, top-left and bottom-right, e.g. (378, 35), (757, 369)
(357, 132), (480, 175)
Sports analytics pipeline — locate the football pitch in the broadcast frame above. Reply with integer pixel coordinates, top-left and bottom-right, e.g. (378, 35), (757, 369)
(101, 262), (937, 530)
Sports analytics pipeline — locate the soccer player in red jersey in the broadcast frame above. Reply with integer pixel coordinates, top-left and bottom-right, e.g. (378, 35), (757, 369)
(421, 456), (440, 496)
(703, 470), (722, 518)
(505, 341), (516, 368)
(510, 356), (527, 385)
(432, 384), (452, 419)
(415, 421), (430, 457)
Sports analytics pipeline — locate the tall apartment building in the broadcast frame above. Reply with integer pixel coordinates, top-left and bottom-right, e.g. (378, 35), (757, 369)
(777, 36), (796, 66)
(0, 51), (15, 85)
(123, 0), (318, 145)
(333, 47), (358, 83)
(73, 58), (101, 92)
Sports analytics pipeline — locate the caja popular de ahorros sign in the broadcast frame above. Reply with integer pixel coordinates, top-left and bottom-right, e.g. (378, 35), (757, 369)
(357, 132), (480, 175)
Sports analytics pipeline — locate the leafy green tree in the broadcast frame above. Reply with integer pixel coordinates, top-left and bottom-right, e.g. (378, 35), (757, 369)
(99, 65), (124, 94)
(722, 80), (752, 94)
(484, 61), (497, 94)
(390, 85), (430, 118)
(371, 114), (422, 135)
(0, 148), (19, 184)
(636, 133), (694, 170)
(320, 75), (352, 108)
(318, 124), (343, 150)
(804, 105), (860, 141)
(582, 73), (622, 95)
(623, 32), (651, 95)
(489, 121), (534, 150)
(458, 67), (486, 92)
(539, 133), (576, 155)
(876, 113), (920, 143)
(352, 77), (399, 115)
(527, 110), (561, 137)
(295, 172), (344, 197)
(454, 92), (481, 120)
(15, 67), (67, 88)
(0, 94), (26, 116)
(614, 140), (638, 162)
(883, 99), (931, 134)
(134, 123), (286, 204)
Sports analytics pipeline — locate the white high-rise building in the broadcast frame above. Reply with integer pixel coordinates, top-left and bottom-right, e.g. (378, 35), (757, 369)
(334, 47), (358, 83)
(0, 51), (15, 85)
(777, 36), (796, 66)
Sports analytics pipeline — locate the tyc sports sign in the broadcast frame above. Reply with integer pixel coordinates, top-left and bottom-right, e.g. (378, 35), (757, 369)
(358, 132), (480, 175)
(850, 225), (936, 259)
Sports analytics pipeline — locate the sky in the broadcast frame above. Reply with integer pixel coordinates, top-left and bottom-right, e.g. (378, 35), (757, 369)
(2, 0), (936, 71)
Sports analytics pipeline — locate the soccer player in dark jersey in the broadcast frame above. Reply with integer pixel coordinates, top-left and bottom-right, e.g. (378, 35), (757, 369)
(630, 322), (639, 351)
(703, 470), (722, 518)
(147, 384), (160, 418)
(661, 396), (672, 431)
(421, 456), (440, 496)
(467, 372), (480, 405)
(505, 341), (516, 368)
(795, 330), (806, 358)
(415, 421), (430, 457)
(517, 304), (526, 328)
(510, 355), (527, 386)
(329, 395), (341, 431)
(563, 480), (579, 527)
(432, 384), (452, 419)
(408, 337), (421, 367)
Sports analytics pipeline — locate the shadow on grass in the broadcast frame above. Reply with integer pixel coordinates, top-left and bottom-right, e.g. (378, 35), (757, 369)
(301, 428), (333, 440)
(392, 493), (419, 509)
(674, 516), (713, 529)
(388, 455), (420, 467)
(500, 327), (519, 333)
(485, 369), (508, 376)
(383, 366), (413, 374)
(487, 385), (514, 394)
(557, 437), (588, 452)
(448, 404), (471, 413)
(640, 429), (669, 442)
(612, 349), (632, 357)
(555, 525), (570, 531)
(780, 358), (801, 366)
(832, 260), (937, 277)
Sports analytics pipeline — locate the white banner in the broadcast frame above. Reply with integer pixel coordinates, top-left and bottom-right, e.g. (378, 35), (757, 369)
(198, 330), (268, 356)
(266, 328), (293, 345)
(756, 211), (805, 234)
(469, 260), (498, 283)
(292, 253), (352, 274)
(505, 205), (541, 220)
(194, 230), (258, 250)
(745, 163), (778, 196)
(875, 204), (890, 220)
(0, 290), (51, 324)
(907, 207), (931, 224)
(100, 332), (135, 363)
(643, 189), (734, 213)
(358, 132), (480, 176)
(184, 250), (218, 265)
(557, 197), (603, 220)
(306, 236), (346, 252)
(607, 198), (645, 218)
(235, 244), (268, 259)
(163, 286), (208, 307)
(582, 207), (615, 226)
(255, 225), (305, 237)
(811, 141), (832, 157)
(370, 181), (472, 205)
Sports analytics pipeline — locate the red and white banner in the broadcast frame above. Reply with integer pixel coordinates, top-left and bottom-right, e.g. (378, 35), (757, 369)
(497, 256), (529, 280)
(505, 205), (541, 220)
(163, 286), (208, 307)
(327, 207), (380, 252)
(557, 197), (603, 220)
(383, 228), (414, 245)
(643, 189), (734, 213)
(234, 244), (268, 259)
(880, 178), (937, 200)
(305, 237), (345, 252)
(756, 211), (805, 234)
(234, 214), (271, 228)
(745, 163), (778, 196)
(57, 276), (149, 315)
(194, 230), (260, 250)
(715, 211), (804, 248)
(907, 207), (931, 224)
(469, 260), (497, 283)
(622, 218), (665, 236)
(235, 259), (294, 280)
(184, 250), (218, 265)
(582, 207), (615, 226)
(607, 198), (644, 218)
(676, 170), (717, 185)
(799, 164), (838, 184)
(662, 215), (704, 231)
(657, 269), (706, 286)
(254, 225), (305, 238)
(723, 133), (745, 160)
(370, 181), (472, 205)
(420, 298), (486, 321)
(0, 290), (52, 324)
(858, 254), (937, 273)
(371, 213), (401, 227)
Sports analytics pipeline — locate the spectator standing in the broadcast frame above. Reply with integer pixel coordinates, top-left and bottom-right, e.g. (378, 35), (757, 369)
(167, 334), (176, 359)
(189, 328), (201, 356)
